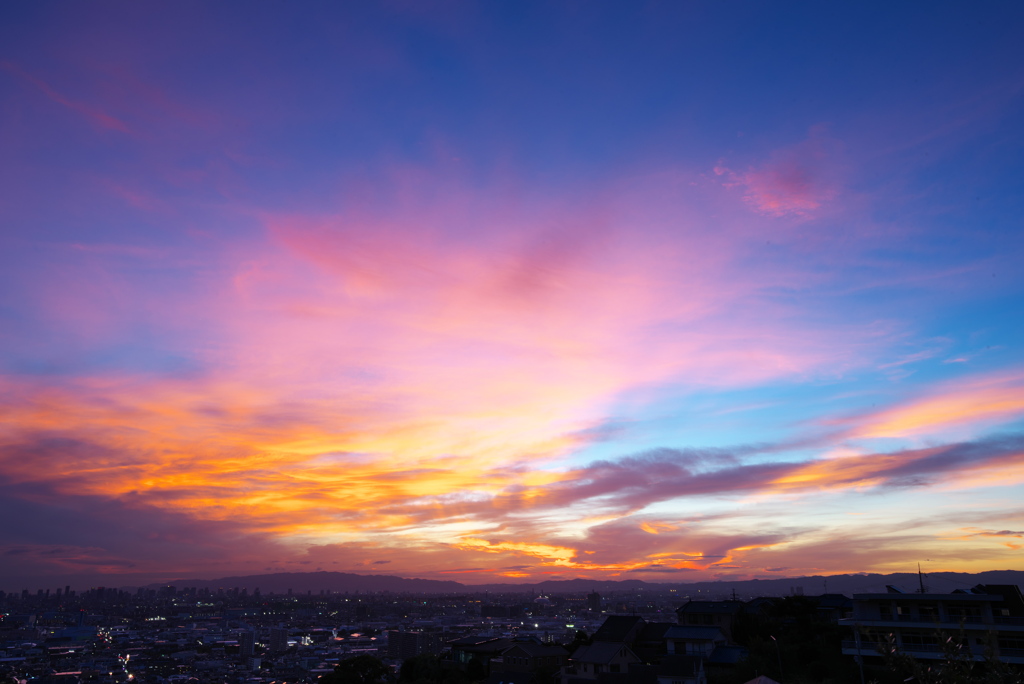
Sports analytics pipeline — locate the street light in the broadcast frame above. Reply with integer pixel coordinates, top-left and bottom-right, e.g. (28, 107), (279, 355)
(770, 635), (784, 681)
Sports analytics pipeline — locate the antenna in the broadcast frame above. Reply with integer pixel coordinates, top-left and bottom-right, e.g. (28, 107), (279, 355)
(917, 563), (927, 593)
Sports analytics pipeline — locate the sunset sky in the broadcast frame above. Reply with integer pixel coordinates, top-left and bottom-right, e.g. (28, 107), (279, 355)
(2, 1), (1024, 590)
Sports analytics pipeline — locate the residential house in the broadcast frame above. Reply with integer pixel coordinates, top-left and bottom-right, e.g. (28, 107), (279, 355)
(656, 655), (706, 684)
(561, 642), (641, 684)
(496, 642), (569, 674)
(674, 602), (744, 642)
(590, 616), (646, 646)
(663, 627), (726, 659)
(449, 636), (514, 674)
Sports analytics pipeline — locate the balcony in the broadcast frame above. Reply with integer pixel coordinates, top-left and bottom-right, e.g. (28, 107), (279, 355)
(995, 616), (1024, 626)
(947, 616), (986, 624)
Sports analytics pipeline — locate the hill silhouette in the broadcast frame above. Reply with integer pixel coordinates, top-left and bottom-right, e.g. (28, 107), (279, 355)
(147, 569), (1024, 596)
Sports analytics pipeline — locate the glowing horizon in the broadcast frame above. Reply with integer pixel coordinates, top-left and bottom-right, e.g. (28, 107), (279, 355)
(1, 2), (1023, 589)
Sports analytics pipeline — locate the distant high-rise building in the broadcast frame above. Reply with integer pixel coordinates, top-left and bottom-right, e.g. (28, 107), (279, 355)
(588, 590), (601, 612)
(239, 630), (256, 658)
(270, 627), (289, 652)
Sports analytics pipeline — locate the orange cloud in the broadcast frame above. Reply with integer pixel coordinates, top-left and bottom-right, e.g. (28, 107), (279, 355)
(2, 166), (1021, 585)
(848, 371), (1024, 440)
(952, 528), (1024, 550)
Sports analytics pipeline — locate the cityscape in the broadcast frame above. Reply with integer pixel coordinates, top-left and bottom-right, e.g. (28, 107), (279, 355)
(2, 571), (1024, 684)
(3, 2), (1024, 683)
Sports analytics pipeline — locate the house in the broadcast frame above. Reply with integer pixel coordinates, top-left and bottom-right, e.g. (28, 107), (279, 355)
(448, 636), (514, 674)
(813, 594), (853, 622)
(561, 642), (641, 684)
(674, 602), (744, 641)
(496, 642), (569, 673)
(631, 622), (674, 663)
(486, 672), (536, 684)
(590, 616), (646, 646)
(662, 627), (725, 658)
(656, 655), (705, 684)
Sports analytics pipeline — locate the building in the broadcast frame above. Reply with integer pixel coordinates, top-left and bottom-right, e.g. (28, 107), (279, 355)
(590, 615), (645, 646)
(450, 636), (515, 674)
(269, 627), (289, 652)
(632, 622), (675, 662)
(663, 626), (726, 658)
(656, 655), (706, 684)
(389, 631), (444, 660)
(675, 601), (744, 642)
(839, 585), (1024, 664)
(495, 641), (569, 673)
(239, 630), (255, 658)
(561, 642), (641, 684)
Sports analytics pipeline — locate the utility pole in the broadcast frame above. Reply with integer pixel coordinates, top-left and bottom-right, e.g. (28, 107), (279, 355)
(854, 626), (865, 684)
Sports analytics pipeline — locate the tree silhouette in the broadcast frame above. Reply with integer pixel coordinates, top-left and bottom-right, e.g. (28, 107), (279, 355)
(321, 655), (392, 684)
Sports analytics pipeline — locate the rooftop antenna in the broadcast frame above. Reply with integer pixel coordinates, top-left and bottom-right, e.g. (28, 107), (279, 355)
(917, 563), (927, 594)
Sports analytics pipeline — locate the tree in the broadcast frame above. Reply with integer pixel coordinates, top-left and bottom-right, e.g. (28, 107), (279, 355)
(321, 655), (392, 684)
(879, 628), (1024, 684)
(565, 629), (590, 653)
(399, 654), (442, 684)
(464, 657), (486, 682)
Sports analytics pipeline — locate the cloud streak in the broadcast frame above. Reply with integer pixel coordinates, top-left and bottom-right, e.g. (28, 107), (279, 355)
(1, 61), (132, 134)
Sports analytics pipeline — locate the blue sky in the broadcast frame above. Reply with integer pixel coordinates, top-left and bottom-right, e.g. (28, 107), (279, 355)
(0, 1), (1023, 587)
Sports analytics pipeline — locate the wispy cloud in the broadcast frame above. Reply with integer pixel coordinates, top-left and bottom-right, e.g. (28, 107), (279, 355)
(839, 371), (1024, 441)
(1, 61), (132, 134)
(715, 127), (843, 218)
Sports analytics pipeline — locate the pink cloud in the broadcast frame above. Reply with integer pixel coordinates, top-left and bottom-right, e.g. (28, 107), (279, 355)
(716, 127), (843, 217)
(3, 167), (887, 475)
(0, 160), (951, 583)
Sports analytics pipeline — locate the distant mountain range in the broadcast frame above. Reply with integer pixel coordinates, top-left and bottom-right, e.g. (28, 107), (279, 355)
(146, 572), (465, 594)
(147, 569), (1024, 597)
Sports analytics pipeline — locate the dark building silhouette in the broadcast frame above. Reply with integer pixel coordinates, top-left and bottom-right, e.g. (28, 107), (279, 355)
(269, 626), (289, 652)
(840, 585), (1024, 664)
(239, 630), (256, 658)
(388, 631), (443, 660)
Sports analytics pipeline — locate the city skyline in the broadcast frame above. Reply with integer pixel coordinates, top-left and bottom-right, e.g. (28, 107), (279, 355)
(1, 2), (1024, 589)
